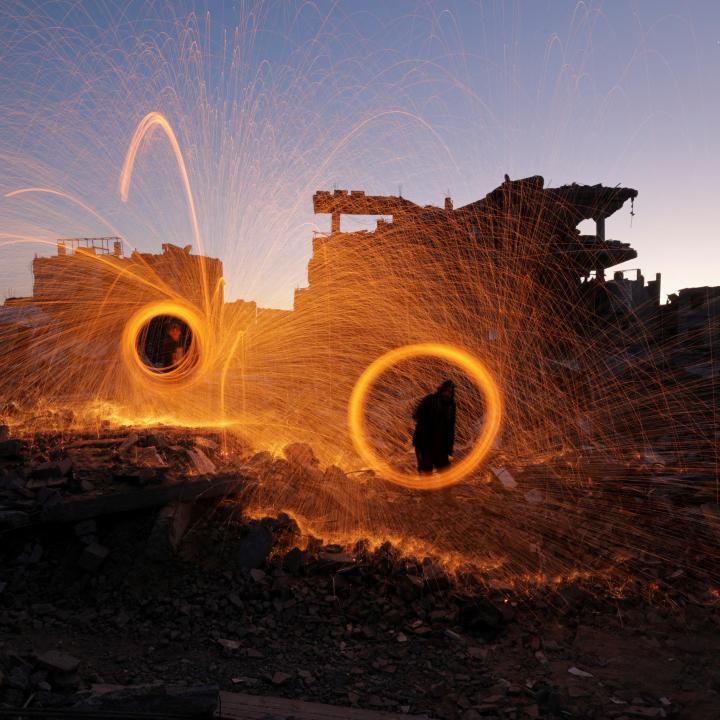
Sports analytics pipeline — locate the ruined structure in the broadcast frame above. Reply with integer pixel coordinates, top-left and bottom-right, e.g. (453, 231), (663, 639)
(0, 239), (224, 403)
(29, 238), (222, 308)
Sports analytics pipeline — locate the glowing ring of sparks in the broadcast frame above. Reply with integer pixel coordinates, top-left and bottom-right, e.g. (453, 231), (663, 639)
(348, 343), (503, 490)
(121, 301), (210, 390)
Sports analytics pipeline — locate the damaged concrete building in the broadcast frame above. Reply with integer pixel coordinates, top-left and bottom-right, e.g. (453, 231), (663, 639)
(0, 239), (224, 401)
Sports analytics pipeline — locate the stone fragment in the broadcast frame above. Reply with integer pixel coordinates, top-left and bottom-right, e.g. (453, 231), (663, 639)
(323, 464), (347, 483)
(0, 439), (21, 458)
(37, 650), (80, 674)
(117, 433), (139, 454)
(186, 447), (217, 475)
(146, 502), (194, 559)
(217, 638), (240, 656)
(282, 547), (304, 574)
(249, 568), (266, 582)
(271, 671), (292, 686)
(491, 466), (517, 490)
(194, 436), (219, 451)
(74, 683), (218, 717)
(283, 442), (318, 468)
(28, 457), (73, 480)
(0, 509), (29, 529)
(525, 488), (544, 505)
(458, 599), (506, 640)
(132, 446), (167, 468)
(237, 523), (274, 569)
(624, 708), (666, 718)
(568, 666), (593, 678)
(78, 542), (109, 572)
(74, 519), (97, 538)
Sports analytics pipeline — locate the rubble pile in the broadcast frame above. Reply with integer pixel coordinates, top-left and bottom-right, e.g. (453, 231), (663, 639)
(0, 422), (252, 532)
(1, 424), (719, 719)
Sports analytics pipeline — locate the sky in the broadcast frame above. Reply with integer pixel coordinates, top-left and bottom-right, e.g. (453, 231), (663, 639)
(0, 0), (718, 308)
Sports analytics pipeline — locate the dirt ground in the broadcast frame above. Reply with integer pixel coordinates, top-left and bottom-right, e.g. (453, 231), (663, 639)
(2, 503), (720, 720)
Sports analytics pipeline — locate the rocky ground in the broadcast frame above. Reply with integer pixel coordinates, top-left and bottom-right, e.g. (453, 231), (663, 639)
(1, 423), (720, 719)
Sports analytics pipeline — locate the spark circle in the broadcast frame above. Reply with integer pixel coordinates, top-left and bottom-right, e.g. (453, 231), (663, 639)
(348, 343), (503, 490)
(121, 300), (210, 390)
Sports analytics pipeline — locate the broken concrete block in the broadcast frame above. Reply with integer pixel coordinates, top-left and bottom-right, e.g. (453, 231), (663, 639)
(249, 451), (273, 468)
(36, 487), (62, 508)
(116, 432), (139, 454)
(323, 464), (347, 484)
(282, 547), (305, 574)
(194, 436), (219, 451)
(525, 488), (544, 505)
(491, 466), (517, 490)
(186, 447), (217, 475)
(74, 683), (218, 717)
(237, 523), (274, 569)
(216, 638), (241, 656)
(147, 502), (194, 559)
(271, 671), (292, 686)
(78, 542), (109, 572)
(18, 541), (43, 564)
(74, 519), (97, 538)
(37, 650), (80, 674)
(0, 439), (22, 459)
(283, 442), (319, 468)
(318, 551), (354, 570)
(27, 476), (68, 490)
(0, 509), (29, 530)
(28, 458), (73, 480)
(132, 446), (167, 468)
(249, 568), (266, 583)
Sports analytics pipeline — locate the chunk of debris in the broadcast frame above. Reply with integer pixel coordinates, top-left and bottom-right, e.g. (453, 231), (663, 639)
(323, 464), (347, 483)
(0, 439), (22, 459)
(237, 522), (274, 569)
(282, 547), (305, 574)
(28, 457), (73, 480)
(74, 683), (219, 718)
(217, 638), (241, 656)
(491, 466), (517, 490)
(0, 509), (29, 530)
(117, 432), (139, 454)
(283, 442), (319, 468)
(132, 446), (167, 468)
(568, 666), (594, 678)
(147, 502), (194, 559)
(78, 542), (109, 572)
(194, 436), (219, 451)
(525, 488), (544, 505)
(271, 671), (292, 686)
(74, 519), (97, 539)
(186, 447), (217, 475)
(37, 650), (80, 674)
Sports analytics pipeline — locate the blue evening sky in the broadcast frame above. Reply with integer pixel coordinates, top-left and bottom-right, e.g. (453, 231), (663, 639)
(0, 1), (718, 307)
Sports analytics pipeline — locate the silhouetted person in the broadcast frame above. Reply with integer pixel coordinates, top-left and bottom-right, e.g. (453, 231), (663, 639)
(158, 322), (185, 369)
(412, 380), (456, 474)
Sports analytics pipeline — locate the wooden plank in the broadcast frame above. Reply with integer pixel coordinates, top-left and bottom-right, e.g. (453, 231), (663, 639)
(217, 691), (433, 720)
(41, 473), (248, 524)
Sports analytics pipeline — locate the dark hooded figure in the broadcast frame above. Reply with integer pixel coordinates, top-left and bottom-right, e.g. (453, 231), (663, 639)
(157, 322), (186, 370)
(412, 380), (456, 474)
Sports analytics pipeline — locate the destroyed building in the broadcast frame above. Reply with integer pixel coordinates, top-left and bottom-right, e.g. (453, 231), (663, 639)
(0, 239), (225, 402)
(237, 176), (676, 456)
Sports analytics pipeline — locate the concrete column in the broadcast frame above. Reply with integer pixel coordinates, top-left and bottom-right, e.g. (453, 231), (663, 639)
(596, 216), (605, 242)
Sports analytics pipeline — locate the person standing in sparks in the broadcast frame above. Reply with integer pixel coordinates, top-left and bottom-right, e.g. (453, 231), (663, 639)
(412, 380), (456, 474)
(158, 322), (186, 369)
